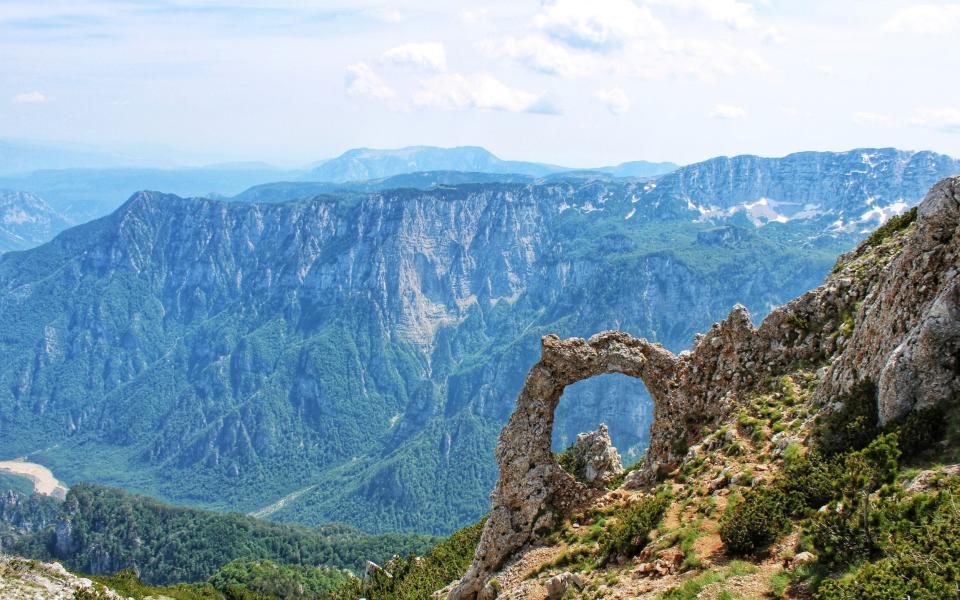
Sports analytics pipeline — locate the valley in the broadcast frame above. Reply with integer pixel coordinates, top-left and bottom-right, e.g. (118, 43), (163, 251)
(0, 147), (955, 538)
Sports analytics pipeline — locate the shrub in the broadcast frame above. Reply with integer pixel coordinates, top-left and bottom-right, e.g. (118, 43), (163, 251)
(776, 451), (841, 517)
(807, 435), (900, 569)
(719, 486), (790, 557)
(555, 446), (577, 477)
(814, 481), (960, 599)
(862, 206), (917, 249)
(813, 381), (879, 455)
(342, 518), (486, 600)
(895, 406), (946, 461)
(601, 494), (670, 560)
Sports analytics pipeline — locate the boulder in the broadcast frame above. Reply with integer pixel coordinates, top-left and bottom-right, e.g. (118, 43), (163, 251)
(545, 572), (583, 599)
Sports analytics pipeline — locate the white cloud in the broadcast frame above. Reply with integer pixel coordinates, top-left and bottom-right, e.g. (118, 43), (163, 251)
(489, 1), (768, 82)
(761, 27), (787, 44)
(595, 87), (631, 115)
(489, 32), (766, 82)
(908, 107), (960, 133)
(344, 62), (396, 100)
(414, 73), (559, 114)
(535, 0), (665, 51)
(854, 111), (891, 125)
(882, 4), (960, 35)
(647, 0), (757, 29)
(13, 91), (47, 104)
(381, 42), (447, 71)
(483, 36), (591, 77)
(710, 104), (746, 119)
(460, 8), (488, 24)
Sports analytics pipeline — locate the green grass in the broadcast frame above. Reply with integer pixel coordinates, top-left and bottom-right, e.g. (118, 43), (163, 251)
(657, 561), (758, 600)
(769, 570), (790, 597)
(89, 570), (221, 600)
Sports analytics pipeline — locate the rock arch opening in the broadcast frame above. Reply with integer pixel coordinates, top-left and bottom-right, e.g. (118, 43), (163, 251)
(449, 332), (683, 599)
(552, 372), (655, 469)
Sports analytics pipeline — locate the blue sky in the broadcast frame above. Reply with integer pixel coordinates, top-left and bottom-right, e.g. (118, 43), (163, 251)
(1, 0), (959, 167)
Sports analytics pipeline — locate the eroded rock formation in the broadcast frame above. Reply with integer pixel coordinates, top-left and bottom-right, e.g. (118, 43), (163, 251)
(449, 176), (960, 599)
(565, 424), (623, 488)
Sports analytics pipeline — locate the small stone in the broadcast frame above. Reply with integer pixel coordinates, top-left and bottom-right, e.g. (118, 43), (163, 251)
(791, 551), (817, 568)
(546, 572), (584, 599)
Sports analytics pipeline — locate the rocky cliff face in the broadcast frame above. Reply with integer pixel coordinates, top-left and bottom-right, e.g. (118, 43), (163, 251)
(0, 150), (955, 535)
(642, 148), (958, 231)
(0, 555), (125, 599)
(449, 176), (960, 599)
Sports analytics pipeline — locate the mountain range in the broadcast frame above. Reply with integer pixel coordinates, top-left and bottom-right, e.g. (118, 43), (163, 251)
(0, 147), (955, 537)
(0, 144), (677, 236)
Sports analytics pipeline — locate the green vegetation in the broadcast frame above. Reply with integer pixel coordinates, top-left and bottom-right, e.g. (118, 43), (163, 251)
(657, 561), (757, 600)
(7, 483), (436, 585)
(0, 489), (61, 553)
(861, 206), (917, 249)
(812, 381), (880, 455)
(86, 561), (353, 599)
(89, 570), (223, 600)
(601, 493), (670, 560)
(332, 518), (485, 600)
(208, 560), (351, 599)
(719, 486), (790, 556)
(0, 473), (35, 496)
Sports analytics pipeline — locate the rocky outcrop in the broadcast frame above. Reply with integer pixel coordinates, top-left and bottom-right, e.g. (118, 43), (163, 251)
(449, 176), (960, 599)
(0, 555), (124, 599)
(814, 177), (960, 423)
(564, 424), (622, 487)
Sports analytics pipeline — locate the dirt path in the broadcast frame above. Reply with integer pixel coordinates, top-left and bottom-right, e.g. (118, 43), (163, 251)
(248, 484), (316, 518)
(0, 460), (68, 499)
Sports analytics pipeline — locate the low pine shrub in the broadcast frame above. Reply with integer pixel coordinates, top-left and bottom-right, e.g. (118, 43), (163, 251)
(719, 486), (790, 557)
(601, 493), (670, 560)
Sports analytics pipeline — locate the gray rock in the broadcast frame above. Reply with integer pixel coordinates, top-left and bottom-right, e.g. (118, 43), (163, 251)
(545, 572), (583, 599)
(566, 424), (623, 487)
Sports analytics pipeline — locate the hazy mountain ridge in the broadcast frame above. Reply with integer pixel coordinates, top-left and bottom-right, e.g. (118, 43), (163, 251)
(0, 191), (73, 252)
(302, 146), (679, 183)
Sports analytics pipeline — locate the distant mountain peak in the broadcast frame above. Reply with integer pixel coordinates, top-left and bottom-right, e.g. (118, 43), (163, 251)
(303, 145), (564, 183)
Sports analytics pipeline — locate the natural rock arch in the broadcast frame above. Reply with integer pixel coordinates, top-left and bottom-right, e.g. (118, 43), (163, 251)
(449, 331), (688, 600)
(449, 298), (839, 600)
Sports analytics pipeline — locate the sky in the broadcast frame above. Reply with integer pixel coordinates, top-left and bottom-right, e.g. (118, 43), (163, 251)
(1, 0), (959, 167)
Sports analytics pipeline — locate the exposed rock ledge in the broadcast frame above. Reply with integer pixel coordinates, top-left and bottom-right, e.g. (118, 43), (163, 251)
(449, 176), (960, 599)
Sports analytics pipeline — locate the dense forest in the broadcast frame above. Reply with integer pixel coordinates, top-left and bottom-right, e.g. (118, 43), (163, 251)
(0, 483), (437, 585)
